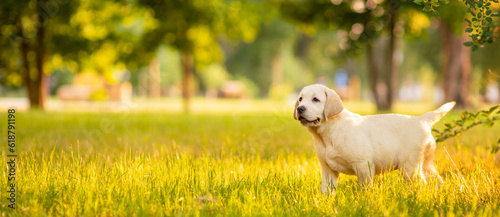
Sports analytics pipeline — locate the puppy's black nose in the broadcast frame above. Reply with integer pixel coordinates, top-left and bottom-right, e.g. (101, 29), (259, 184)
(297, 106), (306, 113)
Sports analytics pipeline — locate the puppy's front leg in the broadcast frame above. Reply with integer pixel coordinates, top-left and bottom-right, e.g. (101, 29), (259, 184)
(310, 130), (339, 195)
(319, 161), (339, 195)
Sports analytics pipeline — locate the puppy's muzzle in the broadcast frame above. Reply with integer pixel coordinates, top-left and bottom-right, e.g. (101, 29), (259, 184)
(297, 106), (306, 114)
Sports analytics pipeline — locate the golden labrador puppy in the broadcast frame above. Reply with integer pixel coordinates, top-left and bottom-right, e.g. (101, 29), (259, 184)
(294, 84), (454, 194)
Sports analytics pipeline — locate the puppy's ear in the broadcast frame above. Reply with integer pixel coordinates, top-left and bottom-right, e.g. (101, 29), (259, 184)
(293, 99), (299, 120)
(324, 88), (344, 120)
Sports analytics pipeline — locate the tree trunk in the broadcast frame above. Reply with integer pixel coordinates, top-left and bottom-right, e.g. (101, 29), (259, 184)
(366, 42), (382, 110)
(33, 1), (46, 109)
(181, 53), (193, 113)
(19, 0), (47, 110)
(18, 19), (45, 110)
(459, 29), (471, 107)
(18, 23), (34, 108)
(295, 33), (310, 60)
(385, 3), (397, 111)
(366, 0), (399, 112)
(439, 21), (470, 108)
(379, 0), (400, 111)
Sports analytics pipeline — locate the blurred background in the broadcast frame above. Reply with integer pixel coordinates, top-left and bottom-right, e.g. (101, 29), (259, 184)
(0, 0), (499, 113)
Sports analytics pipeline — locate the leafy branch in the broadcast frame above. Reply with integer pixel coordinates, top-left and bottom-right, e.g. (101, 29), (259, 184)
(462, 0), (500, 50)
(432, 105), (500, 153)
(412, 0), (500, 49)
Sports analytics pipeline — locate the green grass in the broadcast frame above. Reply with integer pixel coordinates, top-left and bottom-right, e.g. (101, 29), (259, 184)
(1, 103), (500, 216)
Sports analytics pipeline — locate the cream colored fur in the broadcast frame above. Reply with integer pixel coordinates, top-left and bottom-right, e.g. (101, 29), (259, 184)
(294, 84), (455, 194)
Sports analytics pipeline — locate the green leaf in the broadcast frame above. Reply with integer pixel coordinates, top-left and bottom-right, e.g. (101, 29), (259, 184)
(465, 18), (472, 26)
(433, 11), (441, 19)
(432, 129), (440, 134)
(491, 146), (500, 154)
(465, 28), (473, 33)
(463, 41), (474, 46)
(489, 105), (499, 113)
(423, 5), (431, 12)
(491, 141), (500, 154)
(466, 0), (476, 7)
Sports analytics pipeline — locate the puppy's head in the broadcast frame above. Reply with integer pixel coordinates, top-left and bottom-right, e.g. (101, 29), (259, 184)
(294, 84), (344, 127)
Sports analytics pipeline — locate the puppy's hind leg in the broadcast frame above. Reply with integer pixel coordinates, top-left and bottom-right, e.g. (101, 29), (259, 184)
(422, 146), (443, 184)
(423, 163), (443, 184)
(401, 164), (426, 184)
(400, 155), (426, 184)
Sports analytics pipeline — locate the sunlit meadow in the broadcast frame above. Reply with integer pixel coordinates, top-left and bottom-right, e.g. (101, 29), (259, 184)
(1, 100), (499, 216)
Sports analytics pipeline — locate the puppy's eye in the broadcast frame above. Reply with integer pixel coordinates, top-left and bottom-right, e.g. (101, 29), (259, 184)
(299, 97), (302, 102)
(313, 97), (320, 102)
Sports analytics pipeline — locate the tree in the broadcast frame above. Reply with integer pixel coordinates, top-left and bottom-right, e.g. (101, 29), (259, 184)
(133, 0), (260, 112)
(0, 0), (136, 109)
(277, 0), (424, 111)
(225, 19), (296, 96)
(0, 0), (75, 109)
(438, 2), (471, 108)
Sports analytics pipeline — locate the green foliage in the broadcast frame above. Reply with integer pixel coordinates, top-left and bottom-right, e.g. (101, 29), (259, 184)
(414, 0), (450, 14)
(462, 0), (499, 50)
(0, 0), (139, 86)
(226, 20), (298, 96)
(200, 63), (230, 90)
(414, 0), (500, 49)
(276, 0), (385, 57)
(133, 0), (261, 70)
(433, 105), (500, 153)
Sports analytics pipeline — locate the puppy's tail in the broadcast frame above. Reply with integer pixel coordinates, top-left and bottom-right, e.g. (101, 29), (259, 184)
(420, 101), (455, 127)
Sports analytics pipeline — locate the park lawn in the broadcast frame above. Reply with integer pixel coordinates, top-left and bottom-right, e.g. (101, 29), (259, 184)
(0, 103), (500, 216)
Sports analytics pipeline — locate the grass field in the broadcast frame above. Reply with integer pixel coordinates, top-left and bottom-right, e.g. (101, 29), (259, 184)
(1, 101), (500, 216)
